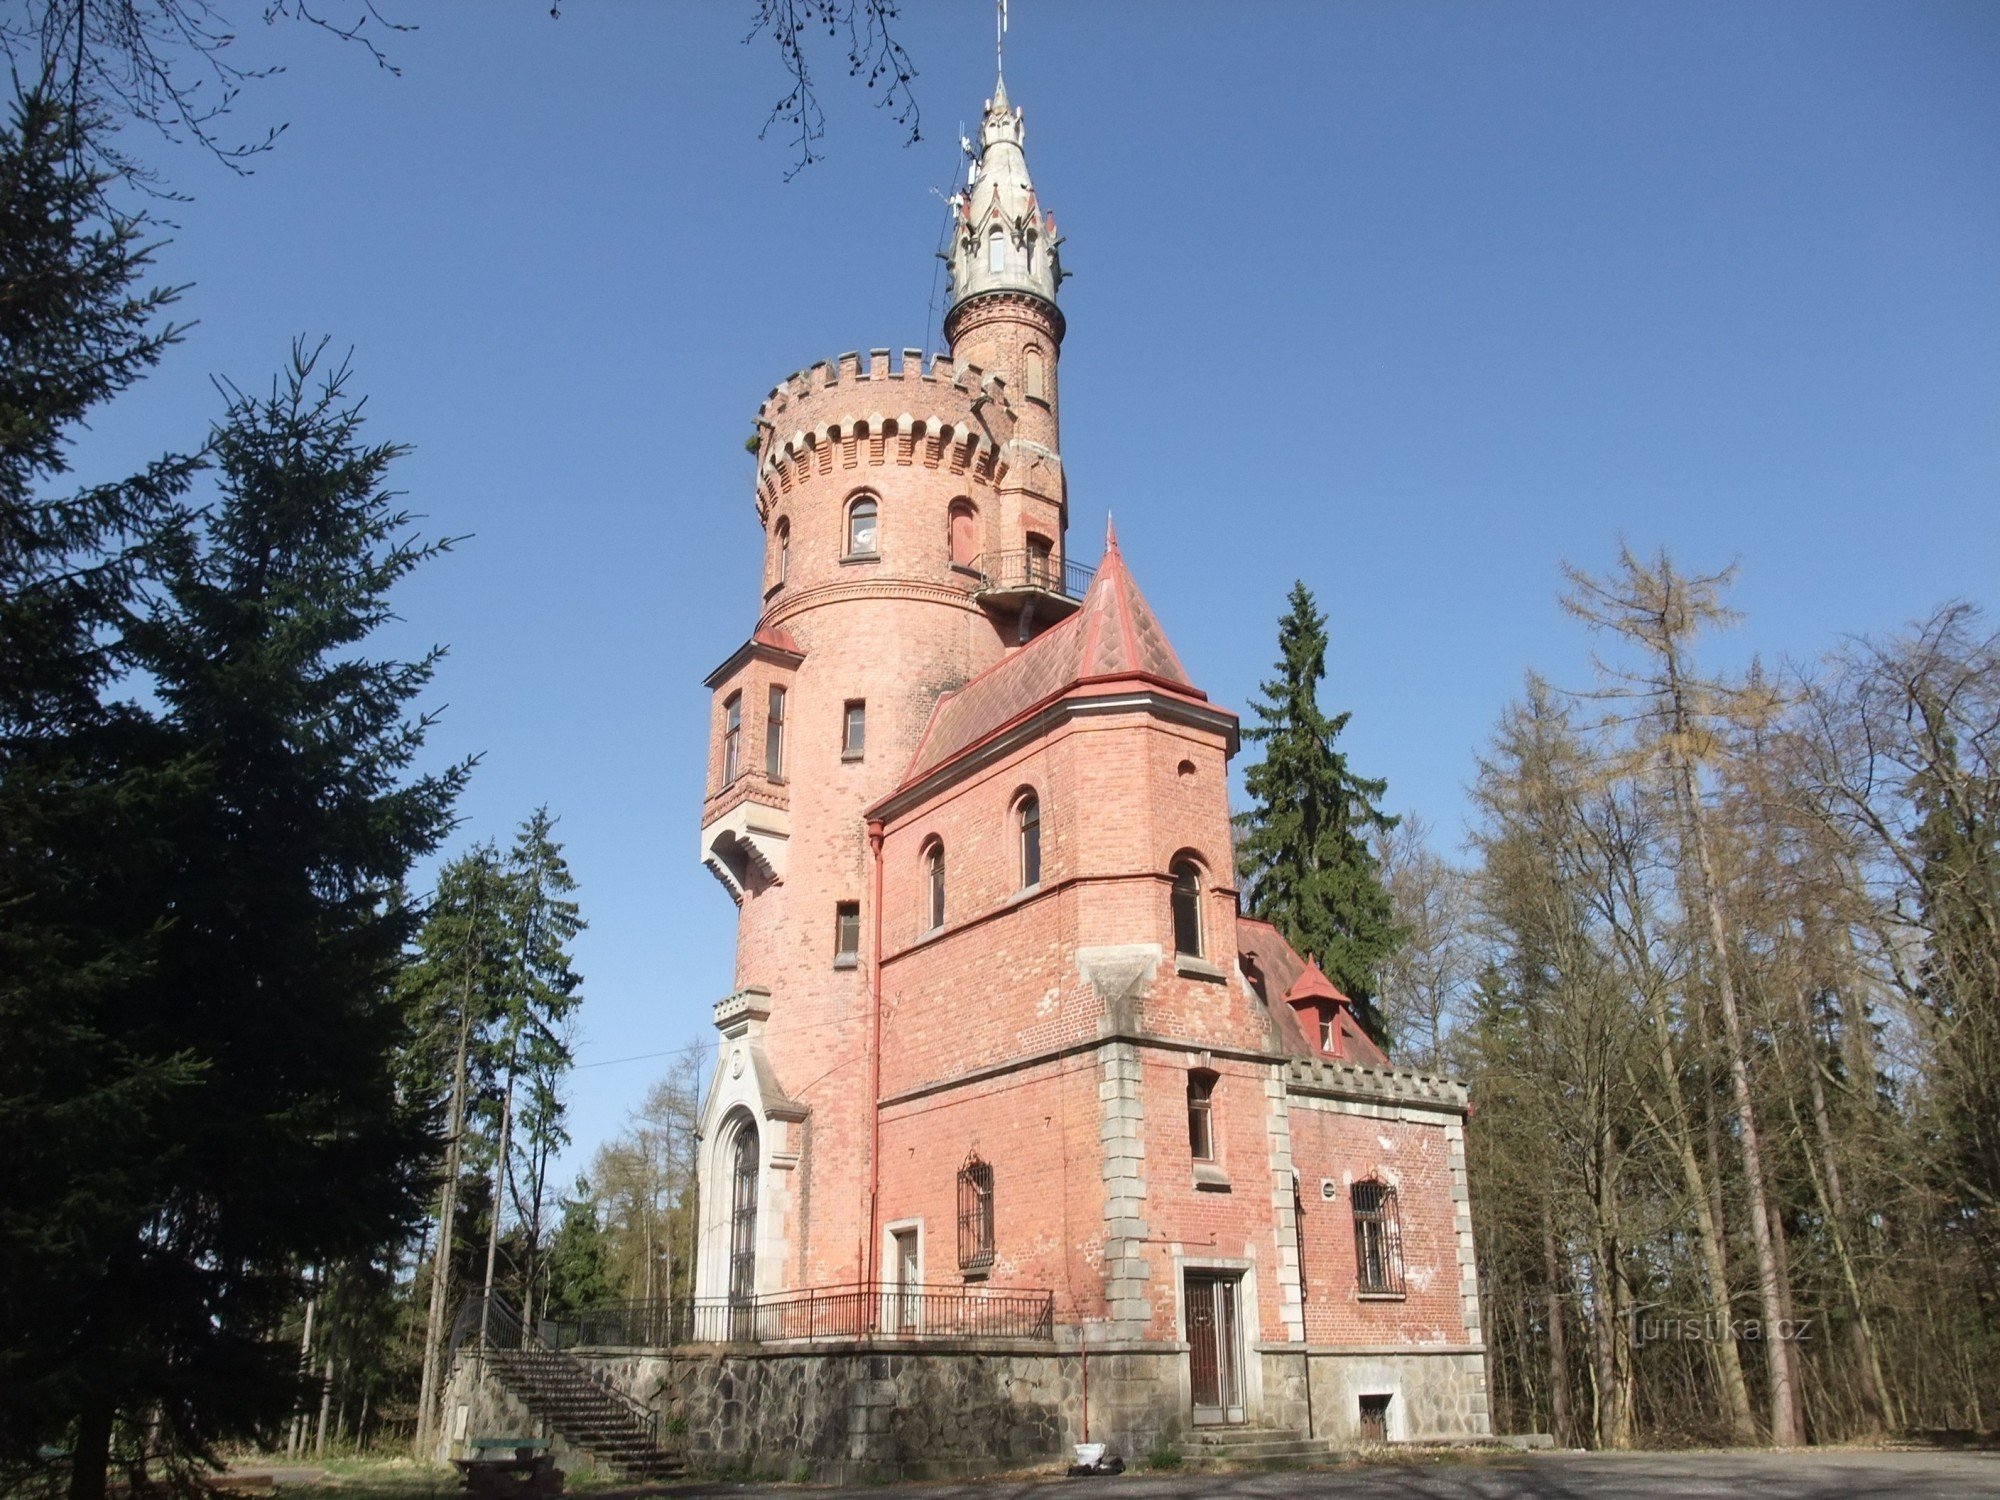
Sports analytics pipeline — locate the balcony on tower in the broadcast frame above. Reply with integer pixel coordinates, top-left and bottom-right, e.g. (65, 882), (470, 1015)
(969, 547), (1095, 625)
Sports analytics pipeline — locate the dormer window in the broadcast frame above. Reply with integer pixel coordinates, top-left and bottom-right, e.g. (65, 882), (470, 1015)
(1320, 1012), (1335, 1052)
(987, 228), (1006, 272)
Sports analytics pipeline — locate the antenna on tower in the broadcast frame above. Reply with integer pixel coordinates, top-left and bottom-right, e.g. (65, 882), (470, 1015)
(996, 0), (1008, 79)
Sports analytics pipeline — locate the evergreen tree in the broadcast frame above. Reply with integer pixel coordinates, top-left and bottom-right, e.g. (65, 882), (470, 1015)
(0, 92), (201, 1493)
(26, 341), (467, 1500)
(1235, 581), (1403, 1042)
(540, 1181), (612, 1324)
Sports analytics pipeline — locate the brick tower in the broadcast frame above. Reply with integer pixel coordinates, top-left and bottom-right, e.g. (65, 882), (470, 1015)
(687, 70), (1490, 1461)
(694, 75), (1079, 1301)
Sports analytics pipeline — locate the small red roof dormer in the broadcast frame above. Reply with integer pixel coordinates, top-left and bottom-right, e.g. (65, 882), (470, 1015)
(1285, 960), (1351, 1060)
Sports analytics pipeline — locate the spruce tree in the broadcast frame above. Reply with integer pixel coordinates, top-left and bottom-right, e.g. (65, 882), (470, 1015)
(1235, 581), (1403, 1043)
(34, 342), (467, 1499)
(0, 91), (203, 1493)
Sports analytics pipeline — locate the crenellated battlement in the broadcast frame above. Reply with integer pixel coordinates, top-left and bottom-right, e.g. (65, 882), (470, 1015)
(753, 362), (1012, 518)
(753, 347), (1004, 459)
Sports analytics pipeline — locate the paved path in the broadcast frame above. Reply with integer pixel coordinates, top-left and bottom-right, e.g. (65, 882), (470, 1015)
(646, 1448), (2000, 1500)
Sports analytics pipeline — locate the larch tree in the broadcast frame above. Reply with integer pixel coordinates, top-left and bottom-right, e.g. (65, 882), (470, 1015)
(1235, 581), (1403, 1043)
(1560, 546), (1803, 1446)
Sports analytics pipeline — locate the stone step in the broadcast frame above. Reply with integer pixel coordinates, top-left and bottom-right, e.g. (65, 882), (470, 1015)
(1188, 1427), (1308, 1448)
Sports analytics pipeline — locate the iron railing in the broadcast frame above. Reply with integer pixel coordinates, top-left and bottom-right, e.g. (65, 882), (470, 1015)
(972, 551), (1094, 601)
(541, 1281), (1056, 1349)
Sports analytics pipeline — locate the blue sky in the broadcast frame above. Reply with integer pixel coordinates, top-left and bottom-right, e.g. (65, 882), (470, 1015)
(73, 1), (2000, 1179)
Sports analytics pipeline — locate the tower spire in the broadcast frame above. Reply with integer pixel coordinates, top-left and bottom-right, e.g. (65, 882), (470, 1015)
(944, 64), (1060, 317)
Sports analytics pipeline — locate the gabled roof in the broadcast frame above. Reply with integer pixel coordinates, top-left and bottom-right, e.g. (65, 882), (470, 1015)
(1284, 959), (1345, 1005)
(900, 520), (1205, 783)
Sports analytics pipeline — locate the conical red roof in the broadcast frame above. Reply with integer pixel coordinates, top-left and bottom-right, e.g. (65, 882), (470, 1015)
(901, 526), (1202, 782)
(1284, 959), (1347, 1005)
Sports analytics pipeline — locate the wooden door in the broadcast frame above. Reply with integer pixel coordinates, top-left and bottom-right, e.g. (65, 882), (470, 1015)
(1185, 1273), (1244, 1424)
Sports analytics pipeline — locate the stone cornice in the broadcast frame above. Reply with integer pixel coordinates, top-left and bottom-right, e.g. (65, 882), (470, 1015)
(1284, 1056), (1470, 1115)
(762, 577), (988, 632)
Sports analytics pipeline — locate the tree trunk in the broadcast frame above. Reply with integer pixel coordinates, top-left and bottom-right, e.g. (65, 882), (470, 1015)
(478, 1056), (519, 1354)
(415, 989), (476, 1458)
(1542, 1208), (1573, 1446)
(67, 1403), (113, 1500)
(1672, 731), (1803, 1445)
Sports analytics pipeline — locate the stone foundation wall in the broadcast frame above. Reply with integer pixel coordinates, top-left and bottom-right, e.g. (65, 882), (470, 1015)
(443, 1337), (1487, 1483)
(435, 1351), (603, 1474)
(1256, 1346), (1491, 1443)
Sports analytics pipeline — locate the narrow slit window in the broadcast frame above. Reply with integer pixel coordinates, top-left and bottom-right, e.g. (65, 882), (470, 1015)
(774, 517), (790, 586)
(925, 842), (946, 932)
(1171, 860), (1203, 957)
(843, 700), (866, 759)
(835, 901), (861, 964)
(1025, 346), (1045, 400)
(722, 692), (742, 784)
(765, 685), (787, 779)
(1187, 1071), (1216, 1162)
(1017, 793), (1041, 890)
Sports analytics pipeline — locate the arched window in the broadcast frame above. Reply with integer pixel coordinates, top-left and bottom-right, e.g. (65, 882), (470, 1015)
(924, 840), (946, 932)
(957, 1152), (995, 1273)
(1352, 1179), (1405, 1295)
(1187, 1070), (1217, 1162)
(987, 227), (1007, 272)
(1017, 793), (1041, 890)
(729, 1119), (760, 1305)
(773, 517), (790, 587)
(1024, 346), (1045, 401)
(1171, 859), (1203, 957)
(722, 692), (742, 784)
(765, 684), (787, 779)
(948, 500), (979, 569)
(847, 496), (879, 557)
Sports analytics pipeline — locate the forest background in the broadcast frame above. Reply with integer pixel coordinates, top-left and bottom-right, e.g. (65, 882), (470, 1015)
(1, 0), (1994, 1479)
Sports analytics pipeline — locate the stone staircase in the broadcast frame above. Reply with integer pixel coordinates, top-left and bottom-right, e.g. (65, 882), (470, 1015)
(1184, 1424), (1342, 1467)
(483, 1346), (685, 1481)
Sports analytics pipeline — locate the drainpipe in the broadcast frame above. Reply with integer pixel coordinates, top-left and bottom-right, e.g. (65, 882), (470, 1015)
(1293, 1172), (1316, 1441)
(864, 818), (886, 1326)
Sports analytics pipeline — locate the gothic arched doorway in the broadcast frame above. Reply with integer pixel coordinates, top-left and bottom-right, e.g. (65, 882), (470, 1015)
(728, 1117), (760, 1334)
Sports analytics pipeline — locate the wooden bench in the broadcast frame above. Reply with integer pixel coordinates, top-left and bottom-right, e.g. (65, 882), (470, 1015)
(453, 1438), (561, 1500)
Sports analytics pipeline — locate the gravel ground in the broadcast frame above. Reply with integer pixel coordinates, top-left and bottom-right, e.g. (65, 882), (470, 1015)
(644, 1447), (2000, 1500)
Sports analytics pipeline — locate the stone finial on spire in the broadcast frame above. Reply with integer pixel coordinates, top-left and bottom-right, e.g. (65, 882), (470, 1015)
(1105, 512), (1118, 555)
(945, 74), (1061, 313)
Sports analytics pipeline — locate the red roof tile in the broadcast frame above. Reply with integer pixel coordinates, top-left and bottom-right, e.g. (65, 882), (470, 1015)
(900, 526), (1204, 782)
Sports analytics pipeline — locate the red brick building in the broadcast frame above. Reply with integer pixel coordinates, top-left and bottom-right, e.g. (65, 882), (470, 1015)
(690, 75), (1490, 1453)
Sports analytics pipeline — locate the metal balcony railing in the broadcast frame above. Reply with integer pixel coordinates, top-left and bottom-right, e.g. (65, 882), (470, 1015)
(972, 551), (1095, 602)
(539, 1281), (1056, 1349)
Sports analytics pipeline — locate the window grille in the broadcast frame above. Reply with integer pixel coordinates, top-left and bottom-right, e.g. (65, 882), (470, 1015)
(1351, 1180), (1405, 1295)
(957, 1153), (995, 1273)
(729, 1124), (760, 1304)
